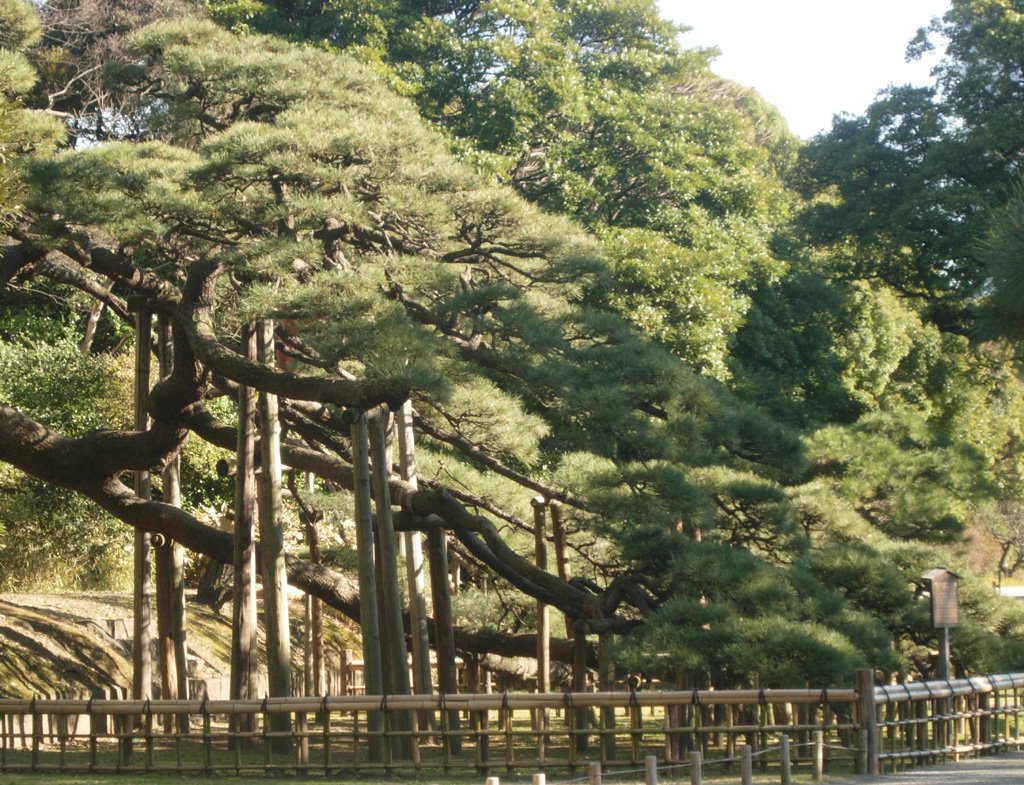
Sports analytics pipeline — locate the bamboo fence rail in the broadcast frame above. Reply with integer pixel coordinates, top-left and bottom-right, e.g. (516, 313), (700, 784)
(0, 688), (859, 776)
(873, 673), (1024, 772)
(5, 673), (1024, 777)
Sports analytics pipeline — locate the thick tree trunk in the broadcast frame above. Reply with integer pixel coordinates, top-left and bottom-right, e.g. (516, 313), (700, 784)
(256, 318), (292, 753)
(351, 414), (385, 763)
(230, 323), (259, 739)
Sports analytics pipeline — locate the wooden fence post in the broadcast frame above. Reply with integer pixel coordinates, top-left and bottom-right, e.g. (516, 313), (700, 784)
(780, 733), (791, 785)
(645, 754), (658, 785)
(856, 669), (879, 775)
(690, 749), (702, 785)
(813, 729), (823, 783)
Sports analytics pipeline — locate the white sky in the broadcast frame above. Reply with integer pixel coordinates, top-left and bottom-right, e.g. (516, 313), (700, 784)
(657, 0), (950, 139)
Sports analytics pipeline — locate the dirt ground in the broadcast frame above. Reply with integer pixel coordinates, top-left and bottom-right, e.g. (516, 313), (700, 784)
(0, 591), (360, 700)
(0, 592), (236, 699)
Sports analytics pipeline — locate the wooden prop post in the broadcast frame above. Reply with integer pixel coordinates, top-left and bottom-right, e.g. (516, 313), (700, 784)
(368, 411), (413, 758)
(572, 623), (589, 752)
(256, 319), (292, 753)
(292, 468), (324, 700)
(230, 323), (258, 740)
(531, 497), (550, 737)
(131, 307), (153, 760)
(549, 501), (573, 634)
(350, 414), (385, 763)
(396, 401), (434, 734)
(156, 314), (188, 733)
(599, 632), (617, 760)
(427, 524), (462, 754)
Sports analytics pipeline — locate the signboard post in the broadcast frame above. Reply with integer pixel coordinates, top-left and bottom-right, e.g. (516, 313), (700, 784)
(922, 568), (960, 680)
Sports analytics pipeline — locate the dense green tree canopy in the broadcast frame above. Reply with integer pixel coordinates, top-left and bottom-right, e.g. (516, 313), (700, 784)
(2, 0), (1024, 691)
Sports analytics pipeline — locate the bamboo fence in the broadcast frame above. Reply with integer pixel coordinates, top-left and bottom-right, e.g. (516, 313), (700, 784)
(0, 687), (859, 776)
(873, 673), (1024, 772)
(4, 673), (1024, 776)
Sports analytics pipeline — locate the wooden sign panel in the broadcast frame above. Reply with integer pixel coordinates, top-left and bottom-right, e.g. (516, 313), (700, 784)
(923, 568), (960, 629)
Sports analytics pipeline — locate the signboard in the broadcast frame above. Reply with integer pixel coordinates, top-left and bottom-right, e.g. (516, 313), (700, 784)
(923, 568), (960, 629)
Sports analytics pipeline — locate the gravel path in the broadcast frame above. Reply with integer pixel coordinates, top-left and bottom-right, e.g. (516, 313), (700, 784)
(830, 752), (1024, 784)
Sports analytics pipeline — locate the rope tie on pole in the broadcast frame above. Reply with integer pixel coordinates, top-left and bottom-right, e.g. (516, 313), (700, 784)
(691, 689), (701, 707)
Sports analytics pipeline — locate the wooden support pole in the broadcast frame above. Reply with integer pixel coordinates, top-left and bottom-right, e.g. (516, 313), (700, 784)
(369, 411), (412, 758)
(532, 494), (550, 744)
(548, 501), (573, 635)
(132, 308), (153, 761)
(230, 323), (258, 739)
(156, 314), (187, 733)
(396, 402), (433, 725)
(427, 524), (461, 753)
(599, 632), (616, 760)
(300, 472), (324, 698)
(572, 622), (589, 753)
(257, 319), (292, 753)
(352, 415), (385, 761)
(303, 593), (314, 696)
(532, 497), (550, 697)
